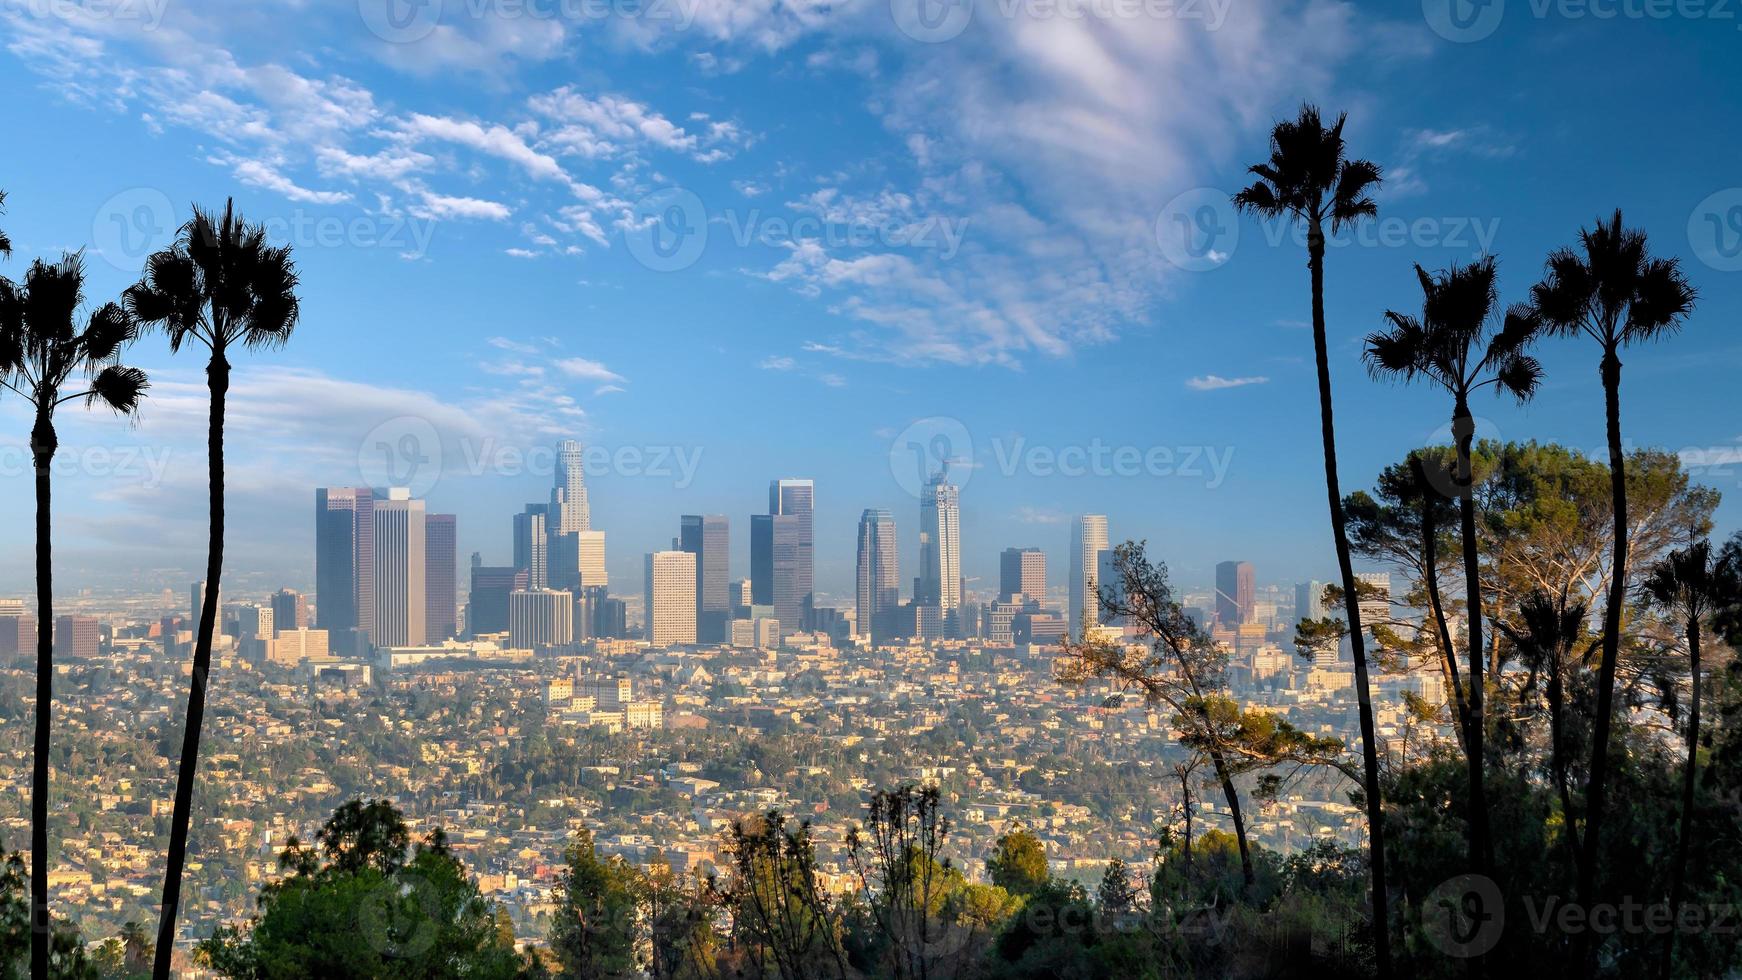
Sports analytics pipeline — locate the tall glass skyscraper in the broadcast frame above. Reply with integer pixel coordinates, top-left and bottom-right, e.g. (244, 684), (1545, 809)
(917, 474), (961, 634)
(552, 439), (591, 533)
(855, 509), (899, 643)
(1070, 514), (1109, 637)
(371, 489), (426, 648)
(768, 479), (814, 632)
(680, 515), (729, 643)
(315, 487), (373, 633)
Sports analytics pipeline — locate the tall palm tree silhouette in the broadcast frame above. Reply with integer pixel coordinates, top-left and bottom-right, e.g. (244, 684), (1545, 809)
(1365, 256), (1543, 884)
(126, 199), (299, 977)
(1495, 594), (1588, 878)
(0, 252), (148, 979)
(1232, 104), (1391, 977)
(1642, 540), (1739, 980)
(1528, 211), (1694, 972)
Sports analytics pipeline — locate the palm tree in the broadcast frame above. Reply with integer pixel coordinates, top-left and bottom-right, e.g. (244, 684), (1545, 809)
(1528, 211), (1695, 971)
(1495, 593), (1589, 882)
(1364, 257), (1544, 883)
(120, 918), (155, 975)
(126, 199), (299, 976)
(0, 252), (148, 979)
(1642, 540), (1740, 979)
(1233, 104), (1391, 976)
(1, 189), (12, 257)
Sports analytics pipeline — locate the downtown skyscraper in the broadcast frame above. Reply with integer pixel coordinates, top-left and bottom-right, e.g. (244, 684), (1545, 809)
(1070, 514), (1109, 637)
(680, 515), (729, 643)
(425, 513), (457, 641)
(645, 550), (698, 646)
(755, 479), (813, 636)
(314, 487), (373, 633)
(916, 474), (961, 634)
(855, 509), (899, 644)
(371, 489), (426, 648)
(551, 439), (591, 533)
(1216, 560), (1256, 627)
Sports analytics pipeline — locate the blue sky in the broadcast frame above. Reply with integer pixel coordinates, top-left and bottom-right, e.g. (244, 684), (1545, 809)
(2, 0), (1740, 604)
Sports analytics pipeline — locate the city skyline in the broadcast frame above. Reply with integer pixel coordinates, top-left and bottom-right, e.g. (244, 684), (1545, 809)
(3, 4), (1740, 599)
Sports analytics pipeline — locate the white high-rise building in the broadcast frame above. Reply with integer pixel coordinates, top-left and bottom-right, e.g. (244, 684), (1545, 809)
(509, 589), (574, 649)
(645, 551), (698, 647)
(552, 439), (591, 533)
(371, 489), (426, 648)
(1070, 514), (1109, 638)
(917, 475), (961, 636)
(576, 530), (608, 588)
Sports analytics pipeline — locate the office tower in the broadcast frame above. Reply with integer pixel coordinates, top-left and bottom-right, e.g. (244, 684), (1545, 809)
(267, 628), (329, 666)
(371, 489), (426, 648)
(999, 547), (1046, 603)
(468, 565), (524, 636)
(425, 513), (457, 642)
(509, 588), (574, 649)
(645, 550), (698, 646)
(729, 579), (752, 617)
(0, 609), (36, 660)
(54, 615), (99, 659)
(1356, 571), (1392, 629)
(270, 589), (309, 633)
(770, 479), (814, 628)
(315, 487), (373, 632)
(234, 605), (273, 644)
(1070, 515), (1109, 637)
(513, 506), (548, 591)
(1295, 581), (1327, 624)
(917, 474), (962, 633)
(576, 530), (607, 588)
(751, 513), (802, 636)
(1096, 550), (1125, 624)
(552, 439), (591, 533)
(855, 509), (900, 643)
(680, 515), (729, 643)
(586, 586), (627, 640)
(189, 580), (220, 627)
(1215, 561), (1256, 627)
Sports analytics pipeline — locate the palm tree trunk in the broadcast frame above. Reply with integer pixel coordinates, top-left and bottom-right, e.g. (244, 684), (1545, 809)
(1659, 614), (1700, 980)
(1574, 349), (1627, 977)
(1207, 747), (1255, 889)
(1420, 494), (1470, 752)
(1309, 222), (1392, 977)
(153, 353), (228, 979)
(1454, 404), (1493, 879)
(29, 414), (55, 980)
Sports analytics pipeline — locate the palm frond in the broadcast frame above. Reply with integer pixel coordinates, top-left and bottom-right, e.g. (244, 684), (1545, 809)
(80, 303), (135, 364)
(86, 364), (148, 415)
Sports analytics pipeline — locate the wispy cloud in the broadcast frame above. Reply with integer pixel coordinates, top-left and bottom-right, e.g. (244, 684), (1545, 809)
(1186, 375), (1270, 391)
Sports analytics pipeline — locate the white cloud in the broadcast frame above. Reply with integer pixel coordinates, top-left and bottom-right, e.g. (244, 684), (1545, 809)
(1186, 374), (1270, 391)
